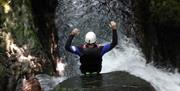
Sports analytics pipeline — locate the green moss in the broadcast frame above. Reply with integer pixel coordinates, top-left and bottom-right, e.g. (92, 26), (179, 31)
(150, 0), (180, 24)
(0, 0), (8, 5)
(2, 0), (43, 54)
(0, 0), (45, 76)
(0, 63), (6, 77)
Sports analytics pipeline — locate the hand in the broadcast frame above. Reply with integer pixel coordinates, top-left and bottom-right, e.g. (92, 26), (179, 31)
(109, 21), (117, 30)
(70, 28), (80, 36)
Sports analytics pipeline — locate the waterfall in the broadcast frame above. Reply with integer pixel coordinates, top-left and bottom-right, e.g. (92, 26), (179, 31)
(102, 37), (180, 91)
(36, 0), (180, 91)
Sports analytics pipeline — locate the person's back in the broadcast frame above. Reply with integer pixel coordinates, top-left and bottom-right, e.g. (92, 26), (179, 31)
(65, 21), (118, 75)
(79, 44), (103, 74)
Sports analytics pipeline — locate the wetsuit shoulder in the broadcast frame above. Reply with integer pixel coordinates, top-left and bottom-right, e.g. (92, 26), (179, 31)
(65, 35), (82, 56)
(100, 30), (118, 56)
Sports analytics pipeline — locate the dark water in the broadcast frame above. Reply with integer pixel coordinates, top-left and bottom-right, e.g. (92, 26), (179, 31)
(55, 0), (133, 77)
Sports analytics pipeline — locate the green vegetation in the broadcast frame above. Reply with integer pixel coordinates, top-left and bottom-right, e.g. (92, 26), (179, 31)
(150, 0), (180, 25)
(0, 63), (6, 77)
(134, 0), (180, 69)
(0, 0), (44, 79)
(0, 0), (8, 5)
(4, 0), (42, 53)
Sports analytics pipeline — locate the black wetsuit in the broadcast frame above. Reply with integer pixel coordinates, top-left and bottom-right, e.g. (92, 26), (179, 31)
(65, 29), (117, 74)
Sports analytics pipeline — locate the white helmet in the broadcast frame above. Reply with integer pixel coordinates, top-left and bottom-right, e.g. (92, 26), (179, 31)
(85, 31), (96, 44)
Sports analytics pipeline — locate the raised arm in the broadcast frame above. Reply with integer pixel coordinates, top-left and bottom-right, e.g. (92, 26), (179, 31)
(65, 34), (74, 51)
(110, 27), (118, 48)
(65, 28), (81, 55)
(100, 21), (118, 56)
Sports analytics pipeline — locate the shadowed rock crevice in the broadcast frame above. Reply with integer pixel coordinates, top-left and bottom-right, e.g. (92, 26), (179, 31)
(133, 0), (180, 71)
(30, 0), (59, 74)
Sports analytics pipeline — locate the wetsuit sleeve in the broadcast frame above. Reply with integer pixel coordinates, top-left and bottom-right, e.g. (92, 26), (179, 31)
(65, 35), (81, 56)
(100, 29), (118, 56)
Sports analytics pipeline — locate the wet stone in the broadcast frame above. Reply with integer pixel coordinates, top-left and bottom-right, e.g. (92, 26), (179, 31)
(54, 71), (156, 91)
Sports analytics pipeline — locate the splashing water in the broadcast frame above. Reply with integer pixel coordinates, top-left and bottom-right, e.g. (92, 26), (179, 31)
(56, 60), (66, 76)
(37, 37), (180, 91)
(36, 74), (67, 91)
(101, 37), (180, 91)
(37, 0), (180, 91)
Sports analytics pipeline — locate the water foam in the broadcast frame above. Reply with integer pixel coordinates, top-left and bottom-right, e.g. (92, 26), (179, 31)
(36, 74), (67, 91)
(102, 38), (180, 91)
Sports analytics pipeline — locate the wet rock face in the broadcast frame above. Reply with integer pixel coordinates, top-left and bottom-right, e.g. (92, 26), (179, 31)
(0, 0), (48, 90)
(54, 71), (156, 91)
(56, 0), (134, 77)
(148, 28), (180, 69)
(133, 0), (180, 71)
(30, 0), (57, 51)
(30, 0), (59, 73)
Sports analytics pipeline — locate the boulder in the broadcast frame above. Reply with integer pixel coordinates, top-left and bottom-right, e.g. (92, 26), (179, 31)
(54, 71), (156, 91)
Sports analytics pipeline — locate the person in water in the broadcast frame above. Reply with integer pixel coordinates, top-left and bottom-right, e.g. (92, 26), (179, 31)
(65, 21), (118, 75)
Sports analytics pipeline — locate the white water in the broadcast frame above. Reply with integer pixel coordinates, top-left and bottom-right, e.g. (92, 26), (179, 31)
(37, 37), (180, 91)
(102, 37), (180, 91)
(36, 74), (67, 91)
(39, 0), (180, 90)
